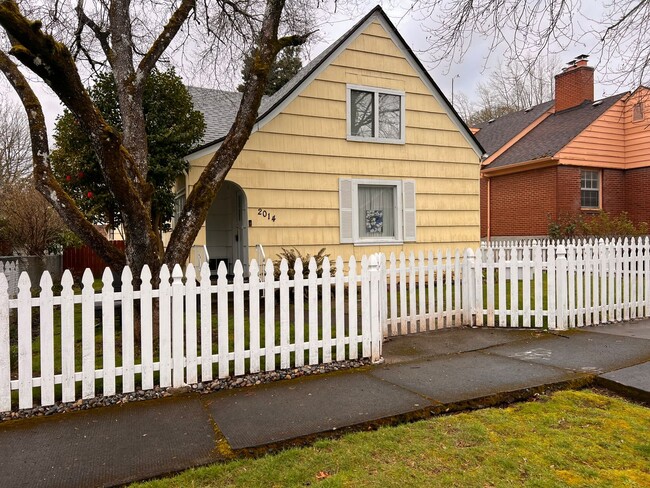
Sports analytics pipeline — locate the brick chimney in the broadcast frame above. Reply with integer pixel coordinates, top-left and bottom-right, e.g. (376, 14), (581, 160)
(554, 55), (594, 112)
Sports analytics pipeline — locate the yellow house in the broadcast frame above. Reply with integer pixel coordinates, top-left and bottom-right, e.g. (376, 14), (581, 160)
(181, 6), (484, 275)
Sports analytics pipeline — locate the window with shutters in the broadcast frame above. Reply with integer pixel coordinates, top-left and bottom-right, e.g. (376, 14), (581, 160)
(339, 179), (416, 244)
(346, 85), (405, 143)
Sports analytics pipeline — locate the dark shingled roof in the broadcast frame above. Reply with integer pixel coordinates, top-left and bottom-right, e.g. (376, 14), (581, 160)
(483, 93), (626, 170)
(188, 88), (247, 144)
(188, 6), (484, 155)
(474, 101), (554, 156)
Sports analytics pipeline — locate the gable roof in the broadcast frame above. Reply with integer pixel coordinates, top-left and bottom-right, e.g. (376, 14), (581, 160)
(483, 93), (626, 170)
(187, 6), (484, 157)
(474, 101), (554, 156)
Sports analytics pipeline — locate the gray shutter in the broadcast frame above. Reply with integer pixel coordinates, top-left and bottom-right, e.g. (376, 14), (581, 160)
(339, 179), (354, 243)
(403, 180), (416, 242)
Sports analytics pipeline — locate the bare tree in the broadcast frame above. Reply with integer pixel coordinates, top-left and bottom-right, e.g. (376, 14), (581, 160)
(412, 0), (650, 89)
(0, 0), (317, 277)
(460, 55), (561, 125)
(0, 98), (31, 193)
(478, 56), (561, 110)
(0, 184), (70, 256)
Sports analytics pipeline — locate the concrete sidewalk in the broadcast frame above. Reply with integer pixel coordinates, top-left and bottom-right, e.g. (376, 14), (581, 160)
(2, 321), (649, 488)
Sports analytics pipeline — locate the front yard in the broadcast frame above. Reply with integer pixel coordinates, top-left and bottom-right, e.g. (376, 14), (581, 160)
(134, 389), (650, 487)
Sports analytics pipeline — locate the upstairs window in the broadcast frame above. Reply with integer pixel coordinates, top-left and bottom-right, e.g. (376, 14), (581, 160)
(633, 102), (644, 121)
(580, 169), (600, 209)
(347, 85), (405, 143)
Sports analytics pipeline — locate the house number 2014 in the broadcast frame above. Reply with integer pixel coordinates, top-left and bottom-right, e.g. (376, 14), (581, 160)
(258, 208), (276, 222)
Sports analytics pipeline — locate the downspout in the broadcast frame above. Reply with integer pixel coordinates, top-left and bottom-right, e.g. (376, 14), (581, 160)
(486, 176), (491, 242)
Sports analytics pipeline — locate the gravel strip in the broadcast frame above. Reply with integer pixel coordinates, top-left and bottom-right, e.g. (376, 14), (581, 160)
(1, 358), (371, 423)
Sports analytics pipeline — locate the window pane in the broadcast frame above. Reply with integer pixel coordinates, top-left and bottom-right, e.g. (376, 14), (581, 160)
(378, 93), (401, 139)
(581, 190), (598, 208)
(358, 185), (395, 238)
(580, 170), (599, 207)
(350, 90), (374, 137)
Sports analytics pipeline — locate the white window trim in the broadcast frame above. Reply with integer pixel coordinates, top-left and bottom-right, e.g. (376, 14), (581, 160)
(346, 84), (406, 144)
(580, 169), (601, 210)
(351, 179), (403, 245)
(173, 190), (186, 228)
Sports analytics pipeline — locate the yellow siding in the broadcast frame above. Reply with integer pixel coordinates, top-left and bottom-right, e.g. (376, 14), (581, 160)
(187, 20), (481, 262)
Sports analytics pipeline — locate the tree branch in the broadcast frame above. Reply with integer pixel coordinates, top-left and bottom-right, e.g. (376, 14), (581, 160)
(0, 49), (126, 270)
(136, 0), (196, 84)
(75, 0), (114, 63)
(164, 0), (312, 266)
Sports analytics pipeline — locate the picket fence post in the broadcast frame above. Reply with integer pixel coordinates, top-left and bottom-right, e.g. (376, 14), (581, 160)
(463, 249), (476, 325)
(0, 273), (10, 412)
(556, 244), (568, 330)
(369, 254), (382, 362)
(171, 264), (185, 387)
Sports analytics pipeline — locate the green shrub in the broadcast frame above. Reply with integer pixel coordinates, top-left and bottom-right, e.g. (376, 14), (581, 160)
(547, 213), (582, 240)
(581, 211), (648, 238)
(548, 211), (648, 240)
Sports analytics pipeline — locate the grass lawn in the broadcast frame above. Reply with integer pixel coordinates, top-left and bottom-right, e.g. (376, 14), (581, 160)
(133, 390), (650, 488)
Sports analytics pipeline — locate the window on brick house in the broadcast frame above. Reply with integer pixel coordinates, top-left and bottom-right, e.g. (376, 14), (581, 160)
(633, 102), (644, 121)
(580, 169), (600, 209)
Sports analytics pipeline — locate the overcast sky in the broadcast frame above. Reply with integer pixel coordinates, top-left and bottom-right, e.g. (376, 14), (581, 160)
(316, 1), (613, 104)
(2, 0), (620, 136)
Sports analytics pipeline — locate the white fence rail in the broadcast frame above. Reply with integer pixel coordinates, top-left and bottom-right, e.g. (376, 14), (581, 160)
(1, 237), (649, 413)
(0, 256), (382, 413)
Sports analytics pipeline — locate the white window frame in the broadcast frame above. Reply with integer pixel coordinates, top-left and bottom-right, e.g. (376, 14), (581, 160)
(351, 179), (403, 245)
(580, 169), (601, 210)
(173, 190), (186, 228)
(346, 84), (406, 144)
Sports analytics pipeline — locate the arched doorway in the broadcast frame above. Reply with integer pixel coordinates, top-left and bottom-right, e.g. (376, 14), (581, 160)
(205, 181), (249, 278)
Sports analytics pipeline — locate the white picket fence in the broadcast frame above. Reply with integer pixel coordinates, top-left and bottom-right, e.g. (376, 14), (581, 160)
(0, 255), (382, 413)
(383, 237), (650, 334)
(381, 250), (471, 336)
(1, 237), (649, 413)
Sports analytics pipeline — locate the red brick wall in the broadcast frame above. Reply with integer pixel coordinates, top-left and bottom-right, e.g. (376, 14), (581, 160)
(486, 166), (558, 237)
(556, 166), (581, 215)
(602, 169), (626, 215)
(482, 165), (633, 238)
(554, 65), (595, 112)
(625, 167), (650, 224)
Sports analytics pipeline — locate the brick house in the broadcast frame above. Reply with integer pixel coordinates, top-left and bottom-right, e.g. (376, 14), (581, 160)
(475, 57), (650, 240)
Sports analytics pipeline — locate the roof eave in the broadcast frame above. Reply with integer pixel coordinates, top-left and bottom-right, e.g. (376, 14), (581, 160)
(482, 157), (559, 176)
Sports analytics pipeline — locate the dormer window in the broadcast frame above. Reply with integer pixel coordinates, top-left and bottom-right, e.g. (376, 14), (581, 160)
(633, 102), (644, 122)
(347, 85), (405, 143)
